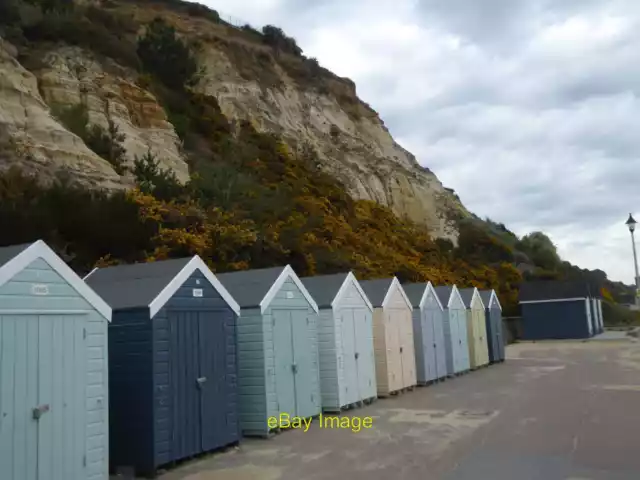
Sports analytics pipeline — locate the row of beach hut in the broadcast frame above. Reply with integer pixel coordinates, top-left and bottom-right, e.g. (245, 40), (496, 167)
(0, 241), (505, 479)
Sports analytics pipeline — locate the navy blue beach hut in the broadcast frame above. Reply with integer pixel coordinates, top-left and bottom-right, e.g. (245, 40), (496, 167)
(479, 289), (505, 363)
(85, 256), (240, 477)
(519, 280), (593, 340)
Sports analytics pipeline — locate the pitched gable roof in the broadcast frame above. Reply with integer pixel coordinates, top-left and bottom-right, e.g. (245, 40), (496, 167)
(479, 289), (502, 310)
(403, 282), (444, 310)
(217, 265), (318, 313)
(459, 287), (484, 309)
(0, 240), (111, 320)
(402, 282), (427, 308)
(301, 272), (349, 308)
(360, 277), (411, 309)
(85, 256), (239, 317)
(433, 285), (453, 308)
(301, 272), (373, 311)
(359, 278), (394, 307)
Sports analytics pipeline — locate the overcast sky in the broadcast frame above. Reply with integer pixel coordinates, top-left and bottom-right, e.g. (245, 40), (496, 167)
(204, 0), (640, 284)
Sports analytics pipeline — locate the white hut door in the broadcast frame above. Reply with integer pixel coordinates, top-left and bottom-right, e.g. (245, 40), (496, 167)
(340, 310), (358, 405)
(36, 315), (87, 480)
(353, 309), (374, 401)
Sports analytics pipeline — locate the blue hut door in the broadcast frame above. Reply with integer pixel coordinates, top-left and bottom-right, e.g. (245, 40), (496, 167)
(0, 314), (88, 480)
(340, 309), (358, 405)
(432, 310), (446, 379)
(169, 311), (202, 458)
(198, 310), (237, 451)
(423, 310), (437, 382)
(272, 310), (296, 418)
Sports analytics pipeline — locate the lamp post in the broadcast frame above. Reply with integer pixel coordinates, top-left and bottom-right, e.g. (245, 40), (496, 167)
(625, 213), (640, 309)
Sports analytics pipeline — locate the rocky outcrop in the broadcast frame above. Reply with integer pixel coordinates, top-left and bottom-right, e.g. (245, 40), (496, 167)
(1, 0), (467, 242)
(194, 45), (464, 241)
(0, 38), (123, 188)
(34, 46), (190, 183)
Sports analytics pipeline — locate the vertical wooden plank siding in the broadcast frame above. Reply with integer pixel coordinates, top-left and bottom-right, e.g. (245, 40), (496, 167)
(0, 257), (108, 480)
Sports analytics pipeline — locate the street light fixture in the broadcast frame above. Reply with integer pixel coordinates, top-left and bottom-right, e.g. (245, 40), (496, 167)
(625, 213), (640, 308)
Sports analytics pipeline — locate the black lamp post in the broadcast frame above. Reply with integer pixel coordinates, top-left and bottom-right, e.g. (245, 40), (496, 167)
(625, 214), (640, 308)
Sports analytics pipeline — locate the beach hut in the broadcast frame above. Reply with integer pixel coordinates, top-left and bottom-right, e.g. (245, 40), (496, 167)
(301, 272), (377, 411)
(359, 277), (416, 396)
(519, 280), (593, 339)
(403, 282), (447, 384)
(85, 256), (240, 476)
(459, 288), (489, 369)
(216, 265), (320, 437)
(433, 286), (470, 375)
(0, 240), (112, 480)
(479, 289), (505, 363)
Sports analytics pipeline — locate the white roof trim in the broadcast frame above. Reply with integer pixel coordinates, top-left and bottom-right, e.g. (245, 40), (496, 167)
(381, 277), (413, 310)
(419, 282), (444, 311)
(260, 265), (319, 314)
(149, 256), (240, 318)
(0, 240), (112, 321)
(448, 285), (465, 309)
(83, 267), (98, 281)
(519, 297), (586, 305)
(489, 290), (503, 311)
(332, 272), (373, 312)
(471, 288), (485, 310)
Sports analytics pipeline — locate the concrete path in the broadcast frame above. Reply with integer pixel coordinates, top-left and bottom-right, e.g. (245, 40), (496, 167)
(129, 339), (640, 480)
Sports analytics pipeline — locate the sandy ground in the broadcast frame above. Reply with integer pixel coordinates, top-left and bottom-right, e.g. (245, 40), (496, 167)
(117, 337), (640, 480)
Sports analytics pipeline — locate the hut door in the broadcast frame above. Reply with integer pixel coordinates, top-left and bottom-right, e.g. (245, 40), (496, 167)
(494, 310), (505, 361)
(433, 310), (446, 379)
(198, 310), (237, 451)
(169, 311), (203, 458)
(423, 310), (437, 382)
(272, 310), (296, 418)
(340, 309), (358, 404)
(402, 310), (416, 386)
(354, 309), (374, 401)
(291, 310), (318, 418)
(0, 314), (87, 480)
(385, 310), (401, 391)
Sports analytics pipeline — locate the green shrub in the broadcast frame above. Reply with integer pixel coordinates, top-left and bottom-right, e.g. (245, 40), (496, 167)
(85, 121), (128, 175)
(133, 149), (184, 200)
(51, 102), (89, 139)
(20, 8), (140, 69)
(262, 25), (302, 56)
(137, 17), (198, 90)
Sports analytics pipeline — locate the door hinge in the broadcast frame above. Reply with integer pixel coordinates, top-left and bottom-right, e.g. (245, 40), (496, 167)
(83, 455), (86, 467)
(83, 328), (87, 340)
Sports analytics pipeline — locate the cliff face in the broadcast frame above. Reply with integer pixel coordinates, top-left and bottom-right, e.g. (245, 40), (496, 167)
(0, 38), (123, 188)
(0, 0), (468, 242)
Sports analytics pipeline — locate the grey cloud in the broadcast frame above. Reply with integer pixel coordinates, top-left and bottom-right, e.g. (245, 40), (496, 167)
(208, 0), (640, 281)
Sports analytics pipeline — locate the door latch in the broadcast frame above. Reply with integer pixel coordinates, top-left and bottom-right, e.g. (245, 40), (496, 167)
(32, 404), (50, 420)
(354, 352), (359, 359)
(292, 363), (298, 374)
(196, 377), (207, 388)
(400, 346), (403, 353)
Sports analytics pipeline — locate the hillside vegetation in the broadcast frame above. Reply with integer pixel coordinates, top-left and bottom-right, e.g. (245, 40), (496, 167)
(0, 0), (634, 319)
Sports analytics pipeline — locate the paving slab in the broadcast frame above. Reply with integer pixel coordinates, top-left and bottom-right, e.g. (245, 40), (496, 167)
(113, 339), (640, 480)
